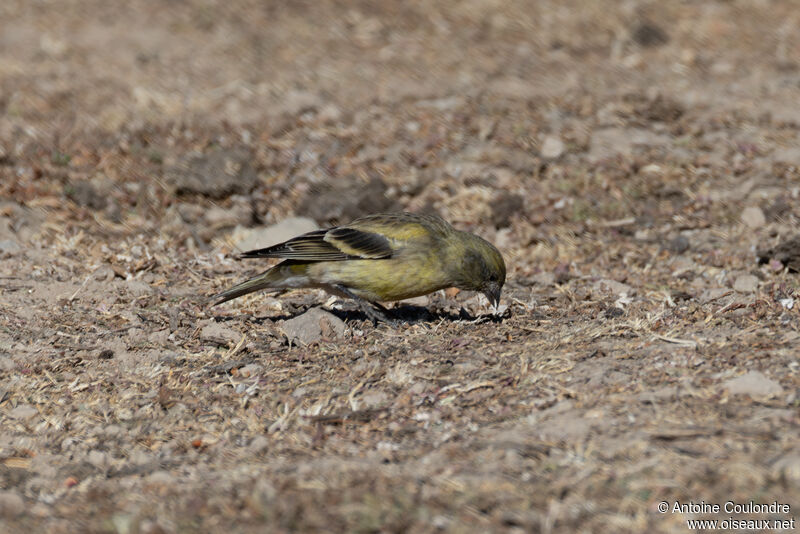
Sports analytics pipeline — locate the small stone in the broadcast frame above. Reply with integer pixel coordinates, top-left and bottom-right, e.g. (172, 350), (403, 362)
(640, 163), (663, 176)
(531, 272), (556, 286)
(238, 363), (262, 378)
(723, 371), (783, 397)
(700, 287), (732, 304)
(360, 389), (389, 409)
(0, 356), (15, 371)
(9, 404), (38, 420)
(318, 104), (342, 123)
(771, 453), (800, 485)
(199, 321), (242, 346)
(281, 307), (346, 345)
(249, 435), (270, 454)
(665, 235), (690, 254)
(402, 296), (429, 307)
(87, 450), (110, 469)
(741, 206), (766, 229)
(0, 240), (21, 254)
(146, 470), (174, 486)
(589, 127), (670, 163)
(204, 205), (250, 228)
(0, 490), (24, 518)
(93, 264), (116, 281)
(283, 89), (321, 115)
(232, 217), (319, 252)
(772, 146), (800, 166)
(539, 135), (565, 159)
(125, 280), (153, 297)
(165, 147), (257, 198)
(140, 519), (171, 534)
(632, 21), (669, 47)
(593, 279), (634, 297)
(733, 274), (759, 293)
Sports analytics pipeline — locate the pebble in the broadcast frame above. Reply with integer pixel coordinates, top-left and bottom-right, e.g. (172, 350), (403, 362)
(772, 146), (800, 166)
(733, 274), (759, 293)
(360, 389), (389, 409)
(232, 217), (319, 252)
(9, 404), (39, 420)
(249, 435), (270, 454)
(0, 239), (21, 254)
(238, 363), (263, 378)
(281, 307), (346, 345)
(199, 321), (242, 346)
(87, 450), (110, 469)
(592, 279), (634, 297)
(0, 490), (24, 518)
(540, 135), (565, 159)
(531, 272), (556, 286)
(723, 371), (783, 397)
(741, 206), (766, 229)
(771, 453), (800, 485)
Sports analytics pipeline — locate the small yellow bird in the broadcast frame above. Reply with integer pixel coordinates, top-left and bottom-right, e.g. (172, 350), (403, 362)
(210, 212), (506, 323)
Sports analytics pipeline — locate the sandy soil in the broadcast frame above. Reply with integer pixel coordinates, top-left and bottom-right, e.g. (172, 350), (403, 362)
(1, 1), (799, 532)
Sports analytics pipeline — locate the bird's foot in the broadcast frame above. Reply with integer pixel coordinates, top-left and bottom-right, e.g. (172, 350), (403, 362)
(332, 285), (398, 326)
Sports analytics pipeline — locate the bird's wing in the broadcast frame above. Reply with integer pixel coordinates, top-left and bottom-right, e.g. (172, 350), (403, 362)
(346, 212), (453, 241)
(240, 227), (393, 261)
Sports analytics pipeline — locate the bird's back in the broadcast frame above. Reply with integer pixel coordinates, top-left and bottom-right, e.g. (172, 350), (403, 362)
(346, 212), (455, 243)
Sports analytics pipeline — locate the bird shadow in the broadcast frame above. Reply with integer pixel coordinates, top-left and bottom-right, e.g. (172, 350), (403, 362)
(210, 303), (505, 326)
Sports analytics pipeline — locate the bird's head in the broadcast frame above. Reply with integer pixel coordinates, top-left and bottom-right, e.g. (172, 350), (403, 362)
(457, 234), (506, 308)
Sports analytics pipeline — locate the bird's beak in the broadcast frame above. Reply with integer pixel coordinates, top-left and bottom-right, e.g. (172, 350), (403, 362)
(483, 284), (501, 310)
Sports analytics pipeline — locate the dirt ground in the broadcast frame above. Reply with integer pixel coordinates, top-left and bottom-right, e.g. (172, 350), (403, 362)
(1, 1), (799, 532)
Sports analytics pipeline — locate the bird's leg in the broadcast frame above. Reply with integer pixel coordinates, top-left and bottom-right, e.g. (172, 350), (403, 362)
(332, 285), (395, 326)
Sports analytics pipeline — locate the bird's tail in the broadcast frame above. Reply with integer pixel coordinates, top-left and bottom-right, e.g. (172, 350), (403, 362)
(208, 269), (279, 306)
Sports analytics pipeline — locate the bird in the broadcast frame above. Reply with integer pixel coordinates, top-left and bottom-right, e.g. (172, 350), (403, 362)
(209, 212), (506, 323)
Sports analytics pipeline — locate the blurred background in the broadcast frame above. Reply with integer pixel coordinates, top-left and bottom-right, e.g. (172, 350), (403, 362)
(2, 0), (798, 259)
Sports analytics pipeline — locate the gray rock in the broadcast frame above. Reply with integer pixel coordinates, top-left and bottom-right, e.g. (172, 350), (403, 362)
(402, 295), (430, 307)
(199, 321), (242, 346)
(283, 89), (321, 115)
(771, 453), (800, 485)
(772, 146), (800, 166)
(65, 180), (107, 210)
(723, 371), (783, 397)
(238, 363), (263, 378)
(165, 147), (257, 198)
(733, 274), (759, 293)
(0, 490), (24, 518)
(281, 307), (346, 345)
(204, 205), (251, 229)
(531, 272), (556, 286)
(593, 279), (634, 296)
(741, 206), (766, 229)
(665, 235), (690, 254)
(532, 411), (593, 442)
(589, 127), (670, 162)
(125, 280), (153, 297)
(360, 389), (389, 409)
(233, 217), (319, 251)
(9, 404), (38, 420)
(0, 240), (21, 254)
(249, 435), (270, 454)
(540, 135), (565, 159)
(87, 450), (110, 469)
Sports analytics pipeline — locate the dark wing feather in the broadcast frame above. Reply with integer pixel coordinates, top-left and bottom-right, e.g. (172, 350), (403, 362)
(324, 227), (392, 259)
(239, 227), (392, 261)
